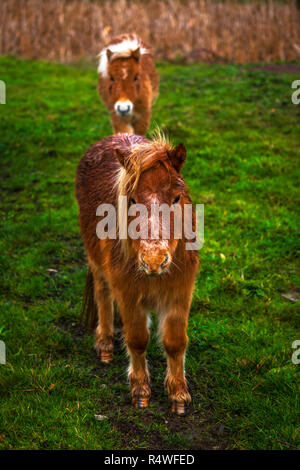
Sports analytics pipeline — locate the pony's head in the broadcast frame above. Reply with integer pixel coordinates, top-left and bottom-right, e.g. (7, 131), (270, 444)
(99, 42), (144, 118)
(115, 135), (188, 276)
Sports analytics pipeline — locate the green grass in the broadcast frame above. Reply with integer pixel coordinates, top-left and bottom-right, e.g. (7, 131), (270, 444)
(0, 56), (299, 450)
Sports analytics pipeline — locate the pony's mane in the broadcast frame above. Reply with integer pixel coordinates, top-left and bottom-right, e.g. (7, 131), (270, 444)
(115, 131), (174, 260)
(116, 131), (173, 198)
(98, 34), (149, 77)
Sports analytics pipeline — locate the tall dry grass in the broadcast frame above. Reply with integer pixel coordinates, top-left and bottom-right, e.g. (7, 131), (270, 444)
(0, 0), (299, 64)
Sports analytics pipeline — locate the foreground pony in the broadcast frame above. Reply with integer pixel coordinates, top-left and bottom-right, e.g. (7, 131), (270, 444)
(75, 133), (199, 414)
(97, 34), (159, 135)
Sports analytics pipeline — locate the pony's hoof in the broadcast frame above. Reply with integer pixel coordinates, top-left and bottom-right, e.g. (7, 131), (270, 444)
(133, 396), (149, 409)
(100, 351), (113, 363)
(171, 401), (186, 415)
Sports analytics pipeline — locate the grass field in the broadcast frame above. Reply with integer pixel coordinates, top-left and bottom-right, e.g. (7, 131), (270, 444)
(0, 56), (299, 450)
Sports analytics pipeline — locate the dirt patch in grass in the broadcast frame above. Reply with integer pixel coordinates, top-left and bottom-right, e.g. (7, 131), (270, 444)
(56, 317), (87, 341)
(56, 317), (230, 449)
(107, 389), (230, 450)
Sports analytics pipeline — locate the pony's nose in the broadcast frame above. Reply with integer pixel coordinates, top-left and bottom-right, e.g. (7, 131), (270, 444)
(115, 100), (133, 116)
(140, 252), (170, 275)
(117, 104), (130, 116)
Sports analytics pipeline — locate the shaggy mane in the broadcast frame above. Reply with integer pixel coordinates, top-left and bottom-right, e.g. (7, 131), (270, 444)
(116, 131), (173, 197)
(98, 34), (149, 77)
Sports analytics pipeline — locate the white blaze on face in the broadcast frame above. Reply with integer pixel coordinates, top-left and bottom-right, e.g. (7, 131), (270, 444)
(114, 100), (133, 116)
(121, 68), (128, 80)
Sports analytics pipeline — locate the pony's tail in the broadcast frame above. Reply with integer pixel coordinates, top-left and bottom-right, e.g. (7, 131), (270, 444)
(80, 268), (98, 330)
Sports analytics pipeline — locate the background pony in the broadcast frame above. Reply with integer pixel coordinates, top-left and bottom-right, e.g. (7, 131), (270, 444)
(98, 34), (159, 135)
(75, 133), (199, 414)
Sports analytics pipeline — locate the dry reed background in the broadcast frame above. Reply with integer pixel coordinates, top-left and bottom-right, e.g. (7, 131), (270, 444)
(0, 0), (300, 64)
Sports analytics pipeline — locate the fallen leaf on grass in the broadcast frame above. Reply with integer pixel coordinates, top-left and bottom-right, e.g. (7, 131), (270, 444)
(281, 290), (300, 303)
(94, 414), (108, 421)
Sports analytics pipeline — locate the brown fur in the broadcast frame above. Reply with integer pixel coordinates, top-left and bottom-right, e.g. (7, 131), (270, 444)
(75, 133), (199, 409)
(98, 34), (159, 135)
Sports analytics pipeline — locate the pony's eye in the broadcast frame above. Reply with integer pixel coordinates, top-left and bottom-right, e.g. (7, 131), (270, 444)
(172, 195), (181, 204)
(133, 74), (139, 82)
(110, 76), (114, 82)
(129, 197), (136, 205)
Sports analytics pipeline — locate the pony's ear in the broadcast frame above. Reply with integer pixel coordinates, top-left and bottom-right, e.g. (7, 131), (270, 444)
(132, 47), (140, 61)
(167, 143), (186, 173)
(106, 48), (113, 62)
(115, 149), (129, 169)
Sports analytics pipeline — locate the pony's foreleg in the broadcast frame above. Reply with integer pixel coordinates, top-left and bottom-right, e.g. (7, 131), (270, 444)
(94, 276), (114, 363)
(162, 310), (191, 415)
(111, 114), (134, 134)
(133, 110), (151, 136)
(122, 310), (150, 408)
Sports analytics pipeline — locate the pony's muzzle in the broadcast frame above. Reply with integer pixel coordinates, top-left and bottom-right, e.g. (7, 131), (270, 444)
(115, 100), (133, 117)
(139, 252), (170, 275)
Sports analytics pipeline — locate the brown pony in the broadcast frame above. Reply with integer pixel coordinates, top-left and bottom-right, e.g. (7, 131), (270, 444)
(97, 34), (159, 136)
(75, 133), (199, 414)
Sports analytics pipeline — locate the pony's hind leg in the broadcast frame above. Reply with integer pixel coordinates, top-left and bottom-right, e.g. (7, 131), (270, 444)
(122, 309), (150, 408)
(94, 276), (114, 363)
